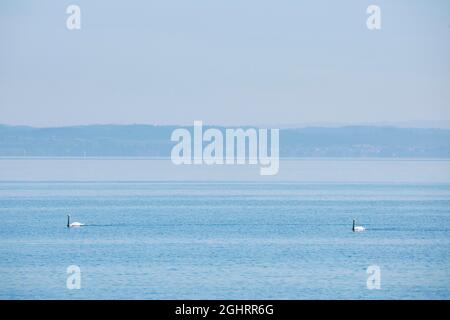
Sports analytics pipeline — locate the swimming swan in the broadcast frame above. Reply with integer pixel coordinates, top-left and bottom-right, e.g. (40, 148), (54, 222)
(352, 219), (365, 232)
(67, 214), (84, 228)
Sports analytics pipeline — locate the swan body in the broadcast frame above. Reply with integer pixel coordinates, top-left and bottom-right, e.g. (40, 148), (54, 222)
(69, 222), (84, 227)
(67, 215), (84, 228)
(352, 219), (365, 232)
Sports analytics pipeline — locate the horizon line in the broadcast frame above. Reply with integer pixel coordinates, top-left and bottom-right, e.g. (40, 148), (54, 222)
(2, 120), (450, 130)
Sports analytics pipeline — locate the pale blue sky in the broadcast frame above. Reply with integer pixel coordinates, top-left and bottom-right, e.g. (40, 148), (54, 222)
(1, 0), (449, 127)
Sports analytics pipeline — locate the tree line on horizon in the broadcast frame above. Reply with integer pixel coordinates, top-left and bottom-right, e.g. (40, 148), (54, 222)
(1, 124), (449, 158)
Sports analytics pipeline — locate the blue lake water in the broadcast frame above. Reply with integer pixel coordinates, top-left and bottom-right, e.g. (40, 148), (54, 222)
(0, 181), (449, 299)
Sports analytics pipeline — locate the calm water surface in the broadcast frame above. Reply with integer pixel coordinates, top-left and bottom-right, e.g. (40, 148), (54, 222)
(0, 182), (449, 299)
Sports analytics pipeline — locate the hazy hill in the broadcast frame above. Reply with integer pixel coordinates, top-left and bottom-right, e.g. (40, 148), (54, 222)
(1, 124), (450, 158)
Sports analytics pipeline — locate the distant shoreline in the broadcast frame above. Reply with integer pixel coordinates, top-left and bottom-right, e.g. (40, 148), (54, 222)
(2, 124), (450, 158)
(1, 156), (450, 161)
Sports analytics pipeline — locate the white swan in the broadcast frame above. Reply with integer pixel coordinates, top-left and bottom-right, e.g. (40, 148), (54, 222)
(352, 219), (365, 232)
(67, 214), (84, 228)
